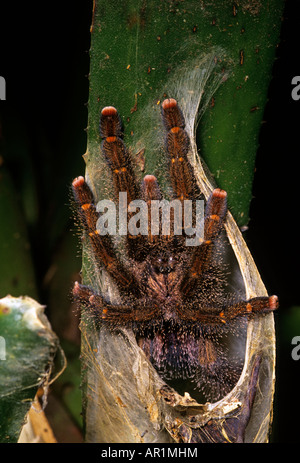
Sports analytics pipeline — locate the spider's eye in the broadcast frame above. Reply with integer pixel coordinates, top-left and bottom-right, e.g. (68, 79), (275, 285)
(153, 256), (175, 274)
(168, 256), (175, 271)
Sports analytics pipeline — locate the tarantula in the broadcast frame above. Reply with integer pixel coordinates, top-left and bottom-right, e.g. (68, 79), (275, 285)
(72, 98), (278, 400)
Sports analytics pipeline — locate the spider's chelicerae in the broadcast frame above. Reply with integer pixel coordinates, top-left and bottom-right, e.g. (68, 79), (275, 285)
(72, 98), (278, 401)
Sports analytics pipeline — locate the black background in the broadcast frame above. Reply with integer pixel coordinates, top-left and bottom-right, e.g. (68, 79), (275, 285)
(0, 0), (299, 443)
(246, 0), (300, 442)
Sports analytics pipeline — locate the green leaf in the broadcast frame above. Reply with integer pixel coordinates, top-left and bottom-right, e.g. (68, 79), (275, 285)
(0, 166), (37, 299)
(86, 0), (283, 226)
(0, 295), (64, 443)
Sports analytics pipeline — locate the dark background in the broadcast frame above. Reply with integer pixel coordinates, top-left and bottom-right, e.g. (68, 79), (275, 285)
(246, 0), (300, 442)
(0, 0), (299, 443)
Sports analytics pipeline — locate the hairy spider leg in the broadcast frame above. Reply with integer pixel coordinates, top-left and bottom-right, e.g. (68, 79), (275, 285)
(176, 295), (279, 325)
(99, 105), (123, 138)
(161, 98), (198, 202)
(100, 106), (147, 261)
(100, 106), (138, 205)
(161, 98), (202, 250)
(141, 174), (182, 282)
(179, 188), (228, 295)
(72, 176), (139, 293)
(73, 281), (160, 326)
(141, 174), (162, 246)
(141, 173), (182, 248)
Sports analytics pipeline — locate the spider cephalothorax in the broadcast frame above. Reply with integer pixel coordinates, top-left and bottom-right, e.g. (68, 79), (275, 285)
(72, 98), (278, 401)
